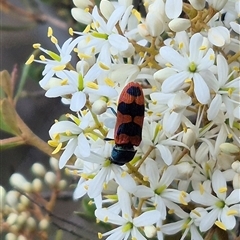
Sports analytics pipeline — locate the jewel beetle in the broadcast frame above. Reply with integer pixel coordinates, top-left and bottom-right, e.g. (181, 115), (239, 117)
(110, 82), (145, 165)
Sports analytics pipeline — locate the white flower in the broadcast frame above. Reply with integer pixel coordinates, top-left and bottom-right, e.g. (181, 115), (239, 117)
(134, 159), (190, 219)
(150, 90), (192, 134)
(162, 204), (207, 240)
(26, 28), (79, 89)
(206, 54), (240, 126)
(48, 114), (91, 169)
(159, 33), (215, 104)
(95, 187), (161, 240)
(190, 169), (240, 231)
(44, 64), (117, 112)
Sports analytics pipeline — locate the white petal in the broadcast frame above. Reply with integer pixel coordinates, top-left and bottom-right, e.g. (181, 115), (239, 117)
(159, 165), (177, 187)
(233, 106), (240, 119)
(200, 208), (219, 232)
(156, 144), (173, 165)
(220, 206), (236, 230)
(226, 189), (240, 205)
(190, 191), (217, 206)
(197, 48), (215, 71)
(230, 22), (240, 34)
(117, 186), (132, 218)
(77, 134), (90, 157)
(88, 168), (108, 198)
(45, 85), (75, 97)
(193, 73), (210, 104)
(112, 165), (137, 194)
(131, 227), (147, 240)
(212, 170), (227, 200)
(145, 159), (160, 188)
(162, 71), (190, 93)
(134, 185), (154, 198)
(133, 210), (161, 226)
(108, 34), (129, 51)
(59, 138), (77, 169)
(216, 54), (228, 86)
(165, 0), (182, 19)
(73, 178), (87, 200)
(161, 220), (184, 234)
(70, 91), (86, 111)
(160, 47), (188, 70)
(189, 33), (203, 63)
(95, 208), (126, 225)
(207, 94), (222, 120)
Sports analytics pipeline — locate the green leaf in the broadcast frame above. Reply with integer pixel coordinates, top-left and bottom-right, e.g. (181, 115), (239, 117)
(0, 99), (21, 135)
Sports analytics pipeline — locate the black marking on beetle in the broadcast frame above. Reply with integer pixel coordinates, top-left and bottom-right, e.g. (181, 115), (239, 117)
(117, 102), (144, 118)
(126, 86), (142, 97)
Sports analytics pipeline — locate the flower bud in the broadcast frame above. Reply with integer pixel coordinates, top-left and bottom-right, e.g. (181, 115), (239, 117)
(7, 212), (18, 225)
(219, 143), (240, 154)
(58, 180), (67, 190)
(73, 0), (93, 8)
(17, 235), (27, 240)
(6, 190), (19, 207)
(210, 0), (228, 10)
(232, 161), (240, 173)
(44, 172), (57, 187)
(233, 173), (240, 189)
(9, 173), (32, 192)
(182, 129), (196, 148)
(16, 213), (28, 228)
(208, 26), (230, 47)
(50, 157), (59, 171)
(26, 217), (37, 231)
(188, 0), (205, 10)
(176, 162), (194, 180)
(144, 225), (157, 238)
(71, 8), (92, 25)
(138, 23), (150, 39)
(100, 0), (115, 20)
(169, 18), (191, 32)
(92, 99), (108, 115)
(0, 186), (6, 211)
(32, 178), (43, 192)
(5, 233), (17, 240)
(146, 12), (164, 37)
(39, 219), (50, 230)
(20, 195), (30, 207)
(31, 163), (46, 177)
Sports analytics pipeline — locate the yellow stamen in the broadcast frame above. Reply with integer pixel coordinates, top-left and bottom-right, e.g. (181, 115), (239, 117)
(52, 65), (66, 71)
(33, 43), (41, 49)
(199, 45), (206, 50)
(104, 78), (115, 87)
(185, 78), (192, 83)
(168, 209), (175, 214)
(218, 187), (227, 193)
(86, 82), (99, 89)
(103, 216), (108, 222)
(84, 25), (91, 33)
(52, 142), (62, 154)
(25, 55), (34, 65)
(143, 176), (149, 181)
(121, 171), (127, 178)
(180, 191), (188, 205)
(192, 209), (201, 217)
(99, 62), (110, 70)
(84, 7), (89, 12)
(227, 209), (238, 216)
(215, 221), (226, 231)
(179, 42), (184, 49)
(51, 36), (58, 45)
(69, 27), (74, 36)
(199, 183), (204, 195)
(132, 9), (141, 22)
(165, 63), (172, 67)
(98, 232), (102, 239)
(48, 27), (53, 37)
(40, 55), (46, 61)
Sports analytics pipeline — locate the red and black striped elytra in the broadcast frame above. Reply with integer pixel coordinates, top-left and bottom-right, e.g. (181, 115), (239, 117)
(110, 82), (144, 165)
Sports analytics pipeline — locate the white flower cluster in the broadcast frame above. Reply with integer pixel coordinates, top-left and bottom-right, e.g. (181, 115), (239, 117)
(26, 0), (240, 239)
